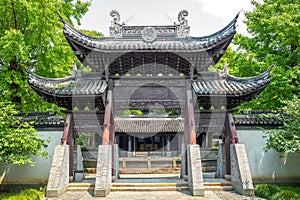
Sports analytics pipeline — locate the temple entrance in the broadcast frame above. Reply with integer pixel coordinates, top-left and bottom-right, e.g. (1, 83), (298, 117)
(31, 10), (267, 196)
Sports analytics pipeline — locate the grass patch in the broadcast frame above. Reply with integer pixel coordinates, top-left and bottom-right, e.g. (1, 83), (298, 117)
(270, 190), (298, 200)
(0, 188), (43, 200)
(279, 186), (300, 194)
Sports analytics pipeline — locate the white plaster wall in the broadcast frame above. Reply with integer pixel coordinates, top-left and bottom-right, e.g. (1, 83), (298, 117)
(237, 129), (300, 184)
(0, 131), (62, 185)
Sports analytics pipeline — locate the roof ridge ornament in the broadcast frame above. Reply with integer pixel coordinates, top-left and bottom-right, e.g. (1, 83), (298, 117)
(218, 63), (229, 78)
(177, 10), (190, 38)
(110, 10), (124, 38)
(142, 27), (158, 42)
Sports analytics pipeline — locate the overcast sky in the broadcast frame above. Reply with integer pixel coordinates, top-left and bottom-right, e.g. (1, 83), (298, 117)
(79, 0), (254, 37)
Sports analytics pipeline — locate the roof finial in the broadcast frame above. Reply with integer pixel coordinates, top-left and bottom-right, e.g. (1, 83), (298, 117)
(218, 63), (229, 78)
(177, 10), (190, 38)
(110, 10), (124, 38)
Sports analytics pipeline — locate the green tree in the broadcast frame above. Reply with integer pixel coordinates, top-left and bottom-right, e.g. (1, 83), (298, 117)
(263, 97), (300, 153)
(0, 101), (49, 166)
(217, 0), (300, 110)
(0, 0), (91, 112)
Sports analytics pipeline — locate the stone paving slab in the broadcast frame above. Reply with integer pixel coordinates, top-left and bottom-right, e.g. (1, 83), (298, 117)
(44, 191), (264, 200)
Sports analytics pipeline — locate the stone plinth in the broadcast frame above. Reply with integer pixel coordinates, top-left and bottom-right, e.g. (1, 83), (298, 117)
(74, 145), (84, 182)
(231, 144), (254, 196)
(94, 145), (112, 197)
(188, 144), (204, 196)
(46, 145), (69, 197)
(216, 139), (226, 178)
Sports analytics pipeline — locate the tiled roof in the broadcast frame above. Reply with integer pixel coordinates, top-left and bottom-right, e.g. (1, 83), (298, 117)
(114, 117), (184, 133)
(61, 14), (237, 52)
(28, 71), (107, 96)
(21, 111), (281, 131)
(234, 111), (282, 126)
(192, 67), (271, 96)
(19, 112), (65, 129)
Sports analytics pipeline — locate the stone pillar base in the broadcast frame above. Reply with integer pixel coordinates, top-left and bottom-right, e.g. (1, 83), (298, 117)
(127, 152), (133, 157)
(166, 152), (171, 157)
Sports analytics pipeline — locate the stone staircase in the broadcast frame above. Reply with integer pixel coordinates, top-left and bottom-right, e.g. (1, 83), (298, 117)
(111, 183), (189, 192)
(67, 147), (233, 194)
(66, 177), (233, 193)
(67, 174), (96, 192)
(204, 181), (233, 191)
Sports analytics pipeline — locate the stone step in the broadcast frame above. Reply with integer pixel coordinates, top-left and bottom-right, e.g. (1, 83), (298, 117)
(84, 167), (97, 174)
(69, 183), (95, 187)
(67, 186), (95, 192)
(67, 183), (95, 192)
(112, 183), (188, 187)
(202, 166), (216, 173)
(204, 185), (234, 191)
(83, 159), (97, 168)
(111, 186), (189, 192)
(201, 159), (217, 167)
(119, 168), (180, 174)
(204, 182), (231, 187)
(85, 173), (96, 179)
(111, 182), (232, 192)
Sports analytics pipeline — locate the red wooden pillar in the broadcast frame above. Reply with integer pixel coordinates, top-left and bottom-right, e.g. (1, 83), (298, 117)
(61, 113), (72, 145)
(225, 112), (239, 176)
(184, 83), (197, 145)
(184, 82), (197, 176)
(61, 112), (74, 177)
(102, 88), (113, 145)
(68, 120), (74, 177)
(102, 79), (116, 177)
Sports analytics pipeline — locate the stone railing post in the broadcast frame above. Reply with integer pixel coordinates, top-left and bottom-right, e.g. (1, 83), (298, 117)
(113, 144), (119, 179)
(94, 145), (112, 197)
(216, 139), (226, 178)
(180, 143), (186, 179)
(46, 145), (69, 197)
(74, 145), (84, 182)
(231, 144), (254, 196)
(188, 144), (204, 196)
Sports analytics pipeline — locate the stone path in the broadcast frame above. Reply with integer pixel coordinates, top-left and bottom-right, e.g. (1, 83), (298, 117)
(44, 191), (264, 200)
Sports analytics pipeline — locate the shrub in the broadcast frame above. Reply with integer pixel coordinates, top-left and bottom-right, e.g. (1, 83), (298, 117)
(271, 191), (298, 200)
(21, 188), (43, 200)
(255, 184), (280, 199)
(0, 189), (43, 200)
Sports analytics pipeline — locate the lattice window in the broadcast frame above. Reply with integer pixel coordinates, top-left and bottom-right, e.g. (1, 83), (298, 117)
(109, 52), (192, 77)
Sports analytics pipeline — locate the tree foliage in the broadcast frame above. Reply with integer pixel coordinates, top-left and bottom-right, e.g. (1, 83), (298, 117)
(0, 0), (91, 112)
(216, 0), (300, 110)
(214, 0), (300, 153)
(263, 97), (300, 153)
(0, 101), (49, 166)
